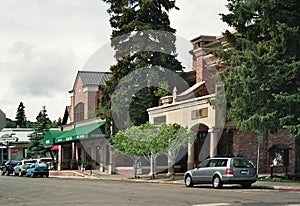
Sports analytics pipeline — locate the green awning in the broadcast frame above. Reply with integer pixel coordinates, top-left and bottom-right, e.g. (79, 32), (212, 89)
(43, 130), (66, 146)
(55, 122), (106, 144)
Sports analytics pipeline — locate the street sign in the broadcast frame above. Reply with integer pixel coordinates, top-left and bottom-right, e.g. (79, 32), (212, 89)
(0, 137), (18, 142)
(0, 109), (5, 131)
(12, 147), (18, 154)
(257, 133), (263, 143)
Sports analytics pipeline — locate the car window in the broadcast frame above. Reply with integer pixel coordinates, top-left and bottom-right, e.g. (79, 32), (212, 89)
(25, 160), (37, 164)
(216, 159), (228, 167)
(37, 163), (48, 168)
(208, 159), (218, 167)
(197, 160), (209, 168)
(233, 158), (255, 168)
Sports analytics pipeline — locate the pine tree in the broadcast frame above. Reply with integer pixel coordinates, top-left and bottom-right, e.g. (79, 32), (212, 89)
(27, 106), (51, 158)
(100, 0), (183, 131)
(218, 0), (300, 137)
(15, 102), (27, 128)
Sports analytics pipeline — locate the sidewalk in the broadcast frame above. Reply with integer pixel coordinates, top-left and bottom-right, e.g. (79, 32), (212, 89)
(49, 170), (300, 191)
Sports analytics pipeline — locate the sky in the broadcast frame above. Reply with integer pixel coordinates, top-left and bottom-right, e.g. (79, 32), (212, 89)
(0, 0), (230, 122)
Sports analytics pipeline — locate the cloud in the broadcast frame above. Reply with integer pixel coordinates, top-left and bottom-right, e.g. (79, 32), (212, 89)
(0, 41), (80, 120)
(2, 41), (78, 96)
(0, 0), (230, 121)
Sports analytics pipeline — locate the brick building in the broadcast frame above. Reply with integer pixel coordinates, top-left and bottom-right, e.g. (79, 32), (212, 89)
(44, 71), (114, 172)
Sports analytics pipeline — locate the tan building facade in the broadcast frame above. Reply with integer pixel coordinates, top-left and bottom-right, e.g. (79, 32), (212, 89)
(148, 34), (299, 174)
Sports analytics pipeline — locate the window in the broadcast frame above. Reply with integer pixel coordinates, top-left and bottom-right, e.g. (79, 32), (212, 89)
(74, 103), (84, 122)
(191, 108), (208, 120)
(153, 116), (166, 125)
(208, 159), (218, 167)
(216, 159), (228, 167)
(197, 159), (209, 168)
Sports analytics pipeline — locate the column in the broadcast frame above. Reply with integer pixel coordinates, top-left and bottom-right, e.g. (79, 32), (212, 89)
(187, 142), (195, 170)
(108, 146), (115, 174)
(209, 127), (218, 158)
(58, 145), (62, 170)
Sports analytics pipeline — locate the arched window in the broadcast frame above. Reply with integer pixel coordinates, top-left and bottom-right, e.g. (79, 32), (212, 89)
(74, 102), (84, 122)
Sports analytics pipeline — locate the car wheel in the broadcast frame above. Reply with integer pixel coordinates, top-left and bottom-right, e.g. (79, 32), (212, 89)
(241, 183), (252, 188)
(18, 171), (23, 177)
(1, 169), (6, 175)
(185, 175), (193, 187)
(31, 173), (35, 178)
(12, 170), (16, 176)
(213, 176), (222, 189)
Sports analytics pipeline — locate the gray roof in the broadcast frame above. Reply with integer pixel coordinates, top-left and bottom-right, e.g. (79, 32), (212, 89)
(78, 71), (111, 87)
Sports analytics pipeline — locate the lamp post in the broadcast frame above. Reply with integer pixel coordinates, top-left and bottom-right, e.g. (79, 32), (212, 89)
(257, 133), (263, 175)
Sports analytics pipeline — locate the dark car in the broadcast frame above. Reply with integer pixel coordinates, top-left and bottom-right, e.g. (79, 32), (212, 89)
(0, 160), (20, 176)
(184, 156), (257, 188)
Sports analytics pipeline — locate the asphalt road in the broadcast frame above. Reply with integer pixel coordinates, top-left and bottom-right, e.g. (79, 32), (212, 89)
(0, 175), (300, 206)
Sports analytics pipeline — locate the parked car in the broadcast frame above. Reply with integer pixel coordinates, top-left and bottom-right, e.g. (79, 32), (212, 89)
(184, 156), (257, 188)
(26, 162), (49, 178)
(0, 160), (20, 176)
(13, 159), (38, 176)
(36, 157), (56, 170)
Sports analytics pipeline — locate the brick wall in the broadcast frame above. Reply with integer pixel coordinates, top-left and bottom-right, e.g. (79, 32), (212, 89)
(192, 55), (217, 94)
(233, 129), (296, 173)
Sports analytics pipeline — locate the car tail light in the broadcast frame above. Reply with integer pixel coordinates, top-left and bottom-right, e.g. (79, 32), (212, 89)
(226, 168), (233, 175)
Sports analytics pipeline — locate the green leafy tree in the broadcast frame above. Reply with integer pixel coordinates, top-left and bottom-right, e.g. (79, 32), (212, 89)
(27, 106), (51, 158)
(111, 125), (148, 177)
(100, 0), (183, 132)
(159, 123), (194, 177)
(49, 117), (62, 128)
(218, 0), (300, 137)
(15, 102), (27, 128)
(111, 122), (193, 178)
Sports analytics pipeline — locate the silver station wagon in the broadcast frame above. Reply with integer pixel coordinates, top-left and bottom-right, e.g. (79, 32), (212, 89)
(184, 156), (257, 188)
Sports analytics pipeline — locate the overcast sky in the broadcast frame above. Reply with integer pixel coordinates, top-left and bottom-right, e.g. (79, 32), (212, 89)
(0, 0), (230, 122)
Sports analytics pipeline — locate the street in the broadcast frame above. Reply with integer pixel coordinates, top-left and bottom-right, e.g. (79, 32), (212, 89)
(0, 175), (299, 206)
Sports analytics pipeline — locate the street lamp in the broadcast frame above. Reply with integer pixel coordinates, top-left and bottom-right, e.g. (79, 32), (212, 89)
(257, 133), (263, 175)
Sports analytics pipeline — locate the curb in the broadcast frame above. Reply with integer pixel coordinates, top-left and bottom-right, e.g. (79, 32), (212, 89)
(50, 173), (300, 191)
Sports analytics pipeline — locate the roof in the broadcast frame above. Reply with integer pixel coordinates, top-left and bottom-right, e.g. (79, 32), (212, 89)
(77, 71), (111, 87)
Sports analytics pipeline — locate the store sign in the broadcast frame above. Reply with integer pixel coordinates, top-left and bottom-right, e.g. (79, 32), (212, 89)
(12, 148), (18, 154)
(0, 137), (18, 142)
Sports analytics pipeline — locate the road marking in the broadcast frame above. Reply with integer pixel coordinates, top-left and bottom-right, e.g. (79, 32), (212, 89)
(192, 204), (230, 206)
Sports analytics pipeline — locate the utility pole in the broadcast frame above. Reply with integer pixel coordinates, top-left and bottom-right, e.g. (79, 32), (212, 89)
(257, 133), (263, 175)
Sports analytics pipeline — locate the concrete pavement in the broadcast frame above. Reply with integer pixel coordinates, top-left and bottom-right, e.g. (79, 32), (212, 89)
(49, 170), (300, 191)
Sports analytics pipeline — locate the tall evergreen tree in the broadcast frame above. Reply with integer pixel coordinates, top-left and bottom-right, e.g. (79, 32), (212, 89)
(100, 0), (183, 131)
(15, 102), (27, 128)
(27, 106), (51, 158)
(218, 0), (300, 137)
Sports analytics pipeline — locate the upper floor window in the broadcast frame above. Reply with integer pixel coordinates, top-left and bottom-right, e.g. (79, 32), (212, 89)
(74, 102), (84, 122)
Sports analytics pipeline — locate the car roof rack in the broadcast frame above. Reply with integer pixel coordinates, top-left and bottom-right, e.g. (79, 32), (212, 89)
(215, 154), (243, 158)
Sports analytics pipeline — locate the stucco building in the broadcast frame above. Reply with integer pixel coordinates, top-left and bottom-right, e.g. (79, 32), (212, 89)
(148, 34), (299, 174)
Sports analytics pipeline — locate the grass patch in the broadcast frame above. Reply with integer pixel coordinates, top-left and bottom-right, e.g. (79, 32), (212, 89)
(259, 178), (300, 184)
